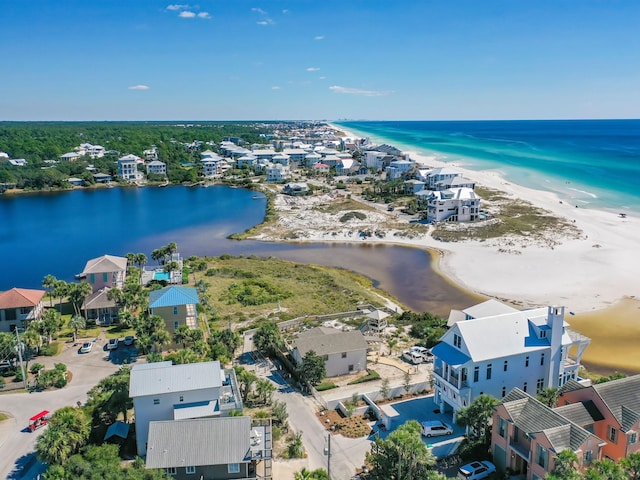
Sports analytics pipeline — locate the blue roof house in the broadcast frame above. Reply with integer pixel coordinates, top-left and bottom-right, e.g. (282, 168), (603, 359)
(149, 286), (200, 334)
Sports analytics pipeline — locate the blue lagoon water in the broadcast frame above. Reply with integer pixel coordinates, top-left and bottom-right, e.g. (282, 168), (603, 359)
(337, 120), (640, 212)
(0, 185), (478, 315)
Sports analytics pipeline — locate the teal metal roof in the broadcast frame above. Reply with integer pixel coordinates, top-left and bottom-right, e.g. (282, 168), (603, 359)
(149, 286), (200, 308)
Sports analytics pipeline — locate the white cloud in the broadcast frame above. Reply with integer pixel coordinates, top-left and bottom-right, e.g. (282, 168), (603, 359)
(252, 7), (267, 14)
(128, 85), (150, 91)
(329, 85), (391, 97)
(319, 76), (326, 80)
(166, 4), (189, 10)
(314, 35), (324, 40)
(197, 12), (211, 19)
(271, 86), (281, 90)
(282, 9), (289, 14)
(179, 10), (196, 18)
(256, 18), (274, 25)
(306, 67), (320, 72)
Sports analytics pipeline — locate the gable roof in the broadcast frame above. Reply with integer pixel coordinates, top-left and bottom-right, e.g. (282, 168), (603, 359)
(500, 388), (602, 453)
(149, 286), (200, 309)
(81, 255), (127, 275)
(462, 299), (518, 319)
(81, 287), (115, 310)
(591, 374), (640, 431)
(129, 360), (223, 398)
(294, 327), (367, 357)
(553, 400), (605, 426)
(146, 417), (251, 469)
(0, 288), (45, 309)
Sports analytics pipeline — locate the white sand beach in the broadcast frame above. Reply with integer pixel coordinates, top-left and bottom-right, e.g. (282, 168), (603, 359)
(255, 125), (640, 316)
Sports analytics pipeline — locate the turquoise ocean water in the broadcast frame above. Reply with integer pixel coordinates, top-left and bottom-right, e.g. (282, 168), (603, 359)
(336, 120), (640, 212)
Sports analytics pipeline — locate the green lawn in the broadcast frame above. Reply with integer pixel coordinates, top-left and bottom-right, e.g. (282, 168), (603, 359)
(58, 326), (101, 341)
(104, 325), (136, 339)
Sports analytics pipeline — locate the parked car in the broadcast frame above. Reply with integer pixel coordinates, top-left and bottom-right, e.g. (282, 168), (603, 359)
(79, 342), (93, 353)
(107, 338), (119, 350)
(402, 349), (425, 364)
(457, 461), (496, 480)
(123, 335), (135, 346)
(421, 420), (453, 437)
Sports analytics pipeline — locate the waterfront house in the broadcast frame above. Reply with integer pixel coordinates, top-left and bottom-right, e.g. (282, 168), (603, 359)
(557, 374), (640, 462)
(491, 388), (604, 479)
(282, 182), (309, 196)
(419, 187), (481, 223)
(92, 172), (113, 184)
(265, 163), (291, 183)
(129, 361), (243, 457)
(118, 154), (143, 181)
(447, 298), (518, 327)
(423, 167), (461, 190)
(81, 287), (119, 325)
(146, 160), (167, 176)
(144, 147), (158, 161)
(148, 286), (199, 334)
(78, 255), (127, 293)
(66, 177), (85, 186)
(385, 160), (415, 180)
(291, 327), (368, 378)
(146, 416), (266, 479)
(0, 288), (45, 332)
(432, 305), (591, 420)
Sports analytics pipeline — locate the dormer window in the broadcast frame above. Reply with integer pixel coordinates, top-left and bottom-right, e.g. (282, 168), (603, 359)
(453, 334), (462, 349)
(540, 330), (547, 338)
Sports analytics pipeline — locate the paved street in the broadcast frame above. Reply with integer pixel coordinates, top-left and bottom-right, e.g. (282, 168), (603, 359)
(0, 333), (137, 479)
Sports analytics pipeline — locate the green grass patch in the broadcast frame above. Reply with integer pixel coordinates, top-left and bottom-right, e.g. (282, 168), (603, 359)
(41, 341), (64, 356)
(0, 413), (9, 421)
(339, 211), (367, 223)
(313, 198), (377, 214)
(58, 326), (101, 340)
(315, 381), (338, 391)
(347, 369), (381, 385)
(105, 325), (136, 338)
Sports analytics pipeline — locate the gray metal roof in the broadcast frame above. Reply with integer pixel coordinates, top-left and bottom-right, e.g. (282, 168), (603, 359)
(501, 388), (601, 453)
(592, 374), (640, 432)
(146, 417), (251, 468)
(553, 401), (604, 426)
(294, 327), (367, 357)
(129, 361), (223, 398)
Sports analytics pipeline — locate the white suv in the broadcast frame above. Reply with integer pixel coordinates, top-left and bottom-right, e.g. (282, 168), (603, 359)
(421, 420), (453, 437)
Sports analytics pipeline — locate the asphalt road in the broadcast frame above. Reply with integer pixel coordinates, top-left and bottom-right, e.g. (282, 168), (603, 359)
(0, 336), (139, 479)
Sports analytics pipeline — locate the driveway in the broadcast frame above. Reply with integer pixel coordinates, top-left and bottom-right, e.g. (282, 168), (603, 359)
(0, 333), (135, 479)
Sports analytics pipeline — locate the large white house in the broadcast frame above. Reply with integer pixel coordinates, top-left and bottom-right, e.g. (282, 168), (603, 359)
(431, 304), (591, 421)
(129, 361), (242, 457)
(417, 187), (481, 223)
(265, 163), (291, 182)
(118, 154), (143, 181)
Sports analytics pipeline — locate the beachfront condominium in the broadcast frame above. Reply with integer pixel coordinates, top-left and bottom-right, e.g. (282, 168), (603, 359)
(432, 304), (591, 421)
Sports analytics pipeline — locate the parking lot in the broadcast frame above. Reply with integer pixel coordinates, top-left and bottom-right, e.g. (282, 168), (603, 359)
(375, 395), (465, 458)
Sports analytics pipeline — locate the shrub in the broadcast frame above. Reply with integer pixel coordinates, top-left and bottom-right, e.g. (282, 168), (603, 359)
(347, 369), (380, 385)
(339, 211), (366, 223)
(54, 363), (67, 372)
(30, 363), (45, 375)
(41, 342), (63, 356)
(315, 381), (338, 391)
(13, 369), (24, 383)
(54, 376), (67, 388)
(272, 424), (282, 442)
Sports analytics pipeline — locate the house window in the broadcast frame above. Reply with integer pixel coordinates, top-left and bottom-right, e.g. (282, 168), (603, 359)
(90, 273), (95, 284)
(498, 417), (507, 438)
(523, 382), (528, 393)
(540, 330), (547, 338)
(186, 466), (196, 474)
(473, 366), (479, 382)
(584, 450), (593, 463)
(453, 334), (461, 348)
(174, 321), (179, 330)
(341, 352), (347, 358)
(536, 444), (548, 469)
(103, 272), (108, 282)
(166, 467), (176, 475)
(173, 306), (178, 315)
(348, 364), (354, 372)
(540, 353), (545, 366)
(503, 360), (508, 372)
(536, 378), (544, 392)
(179, 395), (184, 402)
(154, 399), (160, 405)
(501, 387), (506, 397)
(486, 364), (492, 380)
(630, 433), (638, 444)
(525, 356), (529, 367)
(228, 463), (240, 473)
(608, 426), (618, 443)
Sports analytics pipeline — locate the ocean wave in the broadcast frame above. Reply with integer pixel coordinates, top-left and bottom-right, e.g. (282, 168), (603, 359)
(568, 187), (598, 199)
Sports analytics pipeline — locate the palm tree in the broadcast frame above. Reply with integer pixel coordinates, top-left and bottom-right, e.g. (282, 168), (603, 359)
(51, 280), (69, 312)
(174, 325), (192, 348)
(134, 253), (147, 268)
(40, 309), (63, 344)
(42, 274), (57, 307)
(552, 450), (580, 480)
(537, 387), (560, 408)
(455, 394), (499, 445)
(68, 315), (86, 343)
(256, 378), (276, 406)
(172, 349), (200, 364)
(36, 406), (90, 465)
(237, 368), (258, 403)
(67, 282), (92, 316)
(621, 453), (640, 480)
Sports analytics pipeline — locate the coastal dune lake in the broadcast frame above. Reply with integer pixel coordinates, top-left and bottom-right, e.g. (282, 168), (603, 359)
(0, 185), (479, 316)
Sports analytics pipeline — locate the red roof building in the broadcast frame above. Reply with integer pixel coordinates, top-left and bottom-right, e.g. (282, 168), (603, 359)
(0, 288), (46, 332)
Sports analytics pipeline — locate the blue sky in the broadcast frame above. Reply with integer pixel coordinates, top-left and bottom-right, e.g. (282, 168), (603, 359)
(2, 0), (639, 121)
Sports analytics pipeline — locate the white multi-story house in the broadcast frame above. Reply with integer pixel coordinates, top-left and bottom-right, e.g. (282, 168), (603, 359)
(417, 187), (481, 223)
(266, 163), (291, 182)
(432, 304), (591, 421)
(60, 152), (81, 162)
(76, 143), (106, 158)
(282, 148), (308, 165)
(385, 160), (415, 180)
(129, 361), (243, 457)
(146, 160), (166, 176)
(423, 167), (461, 190)
(118, 154), (143, 181)
(143, 147), (158, 161)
